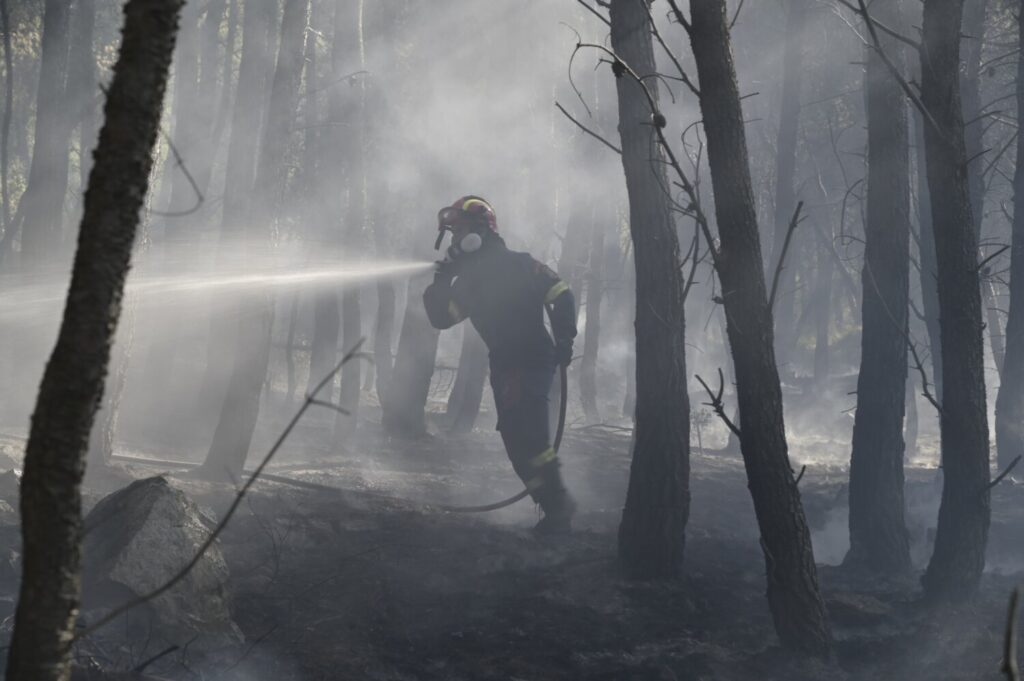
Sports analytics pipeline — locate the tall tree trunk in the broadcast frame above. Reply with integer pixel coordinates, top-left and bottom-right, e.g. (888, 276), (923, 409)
(381, 275), (441, 438)
(445, 324), (488, 435)
(812, 232), (833, 389)
(68, 0), (96, 193)
(845, 0), (912, 574)
(201, 0), (309, 480)
(688, 0), (831, 655)
(192, 0), (227, 196)
(18, 0), (72, 265)
(0, 0), (12, 238)
(919, 0), (991, 600)
(960, 0), (1004, 380)
(914, 107), (944, 398)
(163, 1), (201, 223)
(5, 0), (181, 676)
(580, 209), (605, 424)
(333, 0), (366, 443)
(769, 0), (807, 374)
(609, 0), (690, 580)
(200, 0), (274, 418)
(994, 2), (1024, 473)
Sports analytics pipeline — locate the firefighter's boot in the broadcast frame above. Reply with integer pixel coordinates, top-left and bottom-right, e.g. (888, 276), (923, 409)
(530, 460), (575, 535)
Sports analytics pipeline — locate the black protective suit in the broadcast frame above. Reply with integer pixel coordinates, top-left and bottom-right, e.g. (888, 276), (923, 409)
(424, 234), (577, 526)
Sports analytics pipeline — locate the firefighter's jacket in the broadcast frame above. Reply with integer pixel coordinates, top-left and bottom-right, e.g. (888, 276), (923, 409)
(423, 237), (577, 369)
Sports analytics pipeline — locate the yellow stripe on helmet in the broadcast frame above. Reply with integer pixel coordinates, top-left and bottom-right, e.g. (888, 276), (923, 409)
(461, 198), (493, 213)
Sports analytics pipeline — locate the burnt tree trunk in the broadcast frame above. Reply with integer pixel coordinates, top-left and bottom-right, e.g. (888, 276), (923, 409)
(845, 0), (912, 575)
(812, 232), (833, 389)
(200, 0), (274, 418)
(4, 0), (181, 676)
(382, 275), (441, 438)
(200, 0), (309, 480)
(445, 324), (488, 435)
(919, 0), (991, 599)
(609, 0), (690, 580)
(18, 0), (72, 265)
(580, 211), (606, 424)
(333, 0), (367, 442)
(994, 4), (1024, 473)
(688, 0), (831, 655)
(769, 0), (807, 374)
(914, 106), (944, 398)
(68, 0), (96, 192)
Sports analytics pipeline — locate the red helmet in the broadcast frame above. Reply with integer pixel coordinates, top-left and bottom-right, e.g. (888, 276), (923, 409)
(437, 195), (498, 234)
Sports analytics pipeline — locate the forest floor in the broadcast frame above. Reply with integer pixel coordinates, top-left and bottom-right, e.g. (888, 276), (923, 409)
(1, 396), (1023, 681)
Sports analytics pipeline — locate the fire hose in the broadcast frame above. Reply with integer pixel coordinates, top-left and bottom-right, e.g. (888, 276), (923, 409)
(436, 361), (568, 513)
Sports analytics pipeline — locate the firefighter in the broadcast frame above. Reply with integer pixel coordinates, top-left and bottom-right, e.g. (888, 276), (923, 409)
(424, 196), (577, 534)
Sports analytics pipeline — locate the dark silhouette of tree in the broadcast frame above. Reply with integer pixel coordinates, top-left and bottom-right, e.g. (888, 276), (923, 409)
(995, 0), (1024, 478)
(17, 0), (72, 265)
(201, 0), (309, 481)
(4, 0), (183, 676)
(918, 0), (991, 600)
(686, 0), (832, 655)
(769, 0), (807, 373)
(845, 0), (913, 575)
(609, 0), (690, 580)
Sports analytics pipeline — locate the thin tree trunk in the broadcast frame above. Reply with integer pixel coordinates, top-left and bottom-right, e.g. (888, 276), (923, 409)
(905, 367), (919, 461)
(192, 0), (227, 196)
(580, 210), (605, 424)
(919, 0), (991, 600)
(914, 107), (943, 398)
(18, 0), (73, 265)
(200, 0), (274, 417)
(68, 0), (96, 194)
(446, 324), (488, 435)
(333, 0), (367, 442)
(201, 0), (309, 480)
(812, 232), (833, 389)
(845, 0), (912, 574)
(382, 275), (441, 438)
(5, 0), (181, 675)
(609, 0), (690, 580)
(688, 0), (831, 655)
(994, 1), (1024, 473)
(769, 0), (807, 374)
(0, 0), (12, 237)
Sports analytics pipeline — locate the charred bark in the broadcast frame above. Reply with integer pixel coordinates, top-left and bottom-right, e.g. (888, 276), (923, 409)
(845, 0), (912, 575)
(609, 0), (690, 580)
(919, 0), (991, 600)
(687, 0), (831, 655)
(4, 0), (181, 676)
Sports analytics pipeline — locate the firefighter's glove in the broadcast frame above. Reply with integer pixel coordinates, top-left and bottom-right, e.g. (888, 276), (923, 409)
(555, 340), (573, 368)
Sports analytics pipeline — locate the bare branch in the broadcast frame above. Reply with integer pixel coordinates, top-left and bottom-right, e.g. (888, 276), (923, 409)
(555, 102), (621, 155)
(75, 338), (369, 641)
(769, 201), (804, 310)
(574, 0), (610, 27)
(987, 455), (1022, 492)
(695, 368), (741, 437)
(833, 0), (921, 50)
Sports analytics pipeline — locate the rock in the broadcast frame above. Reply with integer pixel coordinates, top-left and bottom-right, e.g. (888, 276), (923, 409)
(82, 477), (243, 652)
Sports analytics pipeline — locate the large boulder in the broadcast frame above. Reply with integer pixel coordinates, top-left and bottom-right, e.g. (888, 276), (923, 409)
(82, 477), (243, 653)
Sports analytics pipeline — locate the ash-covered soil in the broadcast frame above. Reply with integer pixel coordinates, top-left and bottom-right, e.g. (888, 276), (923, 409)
(2, 404), (1023, 680)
